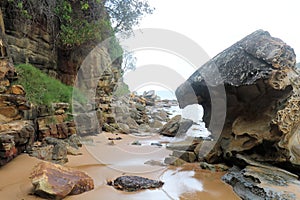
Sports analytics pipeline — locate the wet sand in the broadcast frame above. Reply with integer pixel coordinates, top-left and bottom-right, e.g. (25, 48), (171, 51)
(0, 132), (240, 200)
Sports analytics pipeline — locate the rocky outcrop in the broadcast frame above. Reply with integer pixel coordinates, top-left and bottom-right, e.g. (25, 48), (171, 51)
(0, 35), (35, 165)
(96, 67), (122, 131)
(166, 139), (200, 163)
(73, 46), (121, 135)
(24, 103), (77, 140)
(176, 30), (299, 167)
(30, 161), (94, 199)
(0, 81), (35, 166)
(111, 92), (175, 134)
(108, 176), (164, 192)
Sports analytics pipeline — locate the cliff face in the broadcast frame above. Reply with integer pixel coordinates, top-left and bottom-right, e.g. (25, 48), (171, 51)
(1, 1), (58, 76)
(0, 0), (118, 85)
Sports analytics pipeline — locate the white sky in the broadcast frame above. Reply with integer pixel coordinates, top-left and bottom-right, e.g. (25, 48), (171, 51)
(138, 0), (299, 60)
(125, 0), (300, 93)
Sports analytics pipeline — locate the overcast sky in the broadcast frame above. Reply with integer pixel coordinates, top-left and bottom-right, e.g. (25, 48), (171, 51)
(125, 0), (299, 93)
(138, 0), (299, 60)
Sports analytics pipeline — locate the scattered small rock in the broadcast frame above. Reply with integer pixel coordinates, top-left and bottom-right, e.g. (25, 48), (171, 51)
(172, 150), (197, 163)
(108, 137), (122, 140)
(166, 140), (199, 151)
(151, 142), (162, 147)
(199, 162), (229, 172)
(164, 156), (186, 166)
(131, 141), (142, 145)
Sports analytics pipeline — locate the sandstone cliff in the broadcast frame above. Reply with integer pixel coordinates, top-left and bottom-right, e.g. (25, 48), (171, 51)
(0, 0), (120, 85)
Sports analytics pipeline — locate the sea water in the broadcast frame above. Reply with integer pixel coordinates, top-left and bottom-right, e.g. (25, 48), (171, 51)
(154, 90), (211, 139)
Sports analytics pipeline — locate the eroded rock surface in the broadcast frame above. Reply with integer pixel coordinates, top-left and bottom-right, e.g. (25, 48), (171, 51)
(30, 161), (94, 199)
(176, 29), (300, 167)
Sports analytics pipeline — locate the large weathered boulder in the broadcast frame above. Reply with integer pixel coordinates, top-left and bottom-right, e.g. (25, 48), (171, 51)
(175, 30), (299, 166)
(30, 161), (94, 199)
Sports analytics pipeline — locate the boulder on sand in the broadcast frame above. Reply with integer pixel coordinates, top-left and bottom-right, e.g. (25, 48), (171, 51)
(30, 161), (94, 199)
(108, 175), (164, 192)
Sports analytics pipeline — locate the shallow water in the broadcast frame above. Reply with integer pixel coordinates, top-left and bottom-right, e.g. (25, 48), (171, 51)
(161, 169), (204, 199)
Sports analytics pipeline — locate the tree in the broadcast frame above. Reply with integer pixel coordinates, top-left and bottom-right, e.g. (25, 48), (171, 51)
(105, 0), (154, 34)
(122, 50), (137, 73)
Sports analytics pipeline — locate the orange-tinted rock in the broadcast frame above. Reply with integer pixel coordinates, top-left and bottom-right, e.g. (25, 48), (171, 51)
(30, 161), (94, 199)
(37, 115), (67, 130)
(9, 85), (26, 95)
(0, 105), (19, 118)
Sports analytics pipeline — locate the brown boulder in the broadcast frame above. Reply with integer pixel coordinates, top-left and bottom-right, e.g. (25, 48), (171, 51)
(30, 161), (94, 199)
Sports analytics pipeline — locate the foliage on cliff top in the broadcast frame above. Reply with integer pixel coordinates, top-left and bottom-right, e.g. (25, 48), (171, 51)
(2, 0), (154, 49)
(14, 64), (74, 106)
(105, 0), (154, 33)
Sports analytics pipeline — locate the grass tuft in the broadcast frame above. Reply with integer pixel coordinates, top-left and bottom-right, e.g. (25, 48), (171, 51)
(14, 64), (74, 106)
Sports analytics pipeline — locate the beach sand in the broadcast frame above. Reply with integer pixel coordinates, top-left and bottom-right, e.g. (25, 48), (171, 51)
(0, 132), (240, 200)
